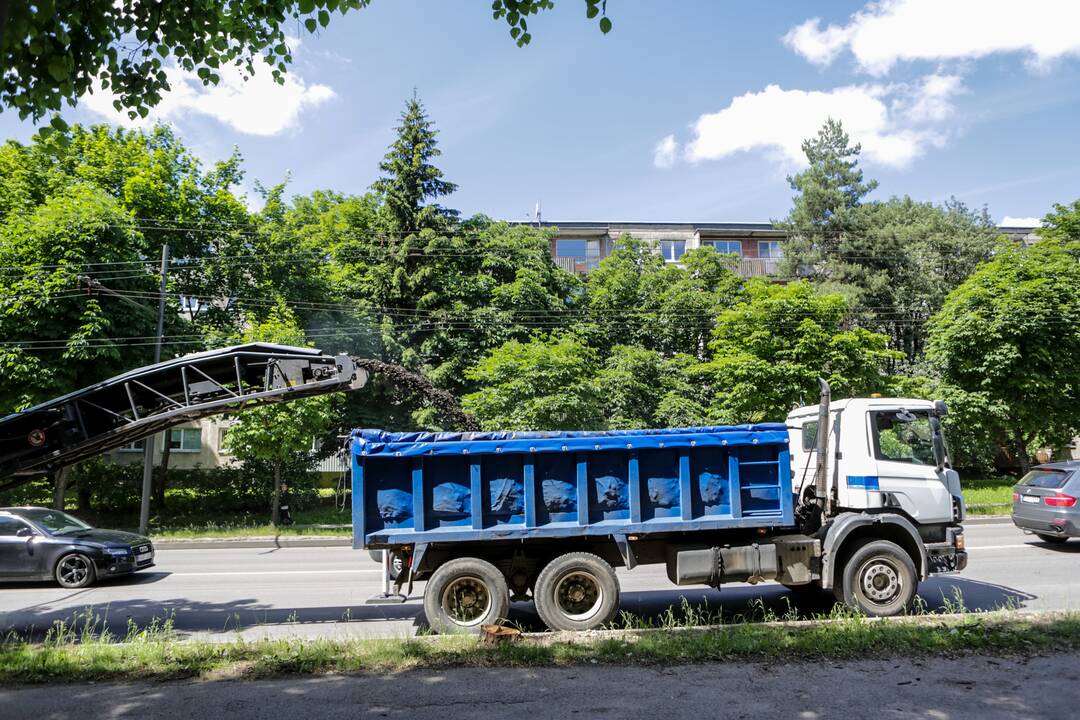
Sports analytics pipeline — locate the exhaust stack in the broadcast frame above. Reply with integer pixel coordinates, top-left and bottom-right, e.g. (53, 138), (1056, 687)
(814, 378), (831, 515)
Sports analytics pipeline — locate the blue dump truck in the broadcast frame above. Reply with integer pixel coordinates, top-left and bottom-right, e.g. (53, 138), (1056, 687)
(352, 386), (968, 633)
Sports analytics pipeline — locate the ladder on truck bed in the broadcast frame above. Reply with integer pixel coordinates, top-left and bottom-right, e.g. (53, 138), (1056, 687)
(0, 343), (367, 489)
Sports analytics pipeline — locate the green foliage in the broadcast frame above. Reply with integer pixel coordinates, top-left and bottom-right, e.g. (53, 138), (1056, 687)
(223, 304), (334, 465)
(776, 120), (999, 365)
(776, 118), (878, 265)
(371, 95), (458, 232)
(699, 280), (900, 423)
(463, 334), (605, 430)
(595, 347), (707, 428)
(581, 236), (744, 357)
(926, 238), (1080, 472)
(4, 2), (614, 122)
(1040, 199), (1080, 241)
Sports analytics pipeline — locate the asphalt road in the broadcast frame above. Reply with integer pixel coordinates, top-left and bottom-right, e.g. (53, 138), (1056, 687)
(0, 520), (1076, 641)
(4, 652), (1079, 720)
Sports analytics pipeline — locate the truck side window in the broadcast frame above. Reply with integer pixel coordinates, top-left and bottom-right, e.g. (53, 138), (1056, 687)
(874, 411), (935, 465)
(801, 422), (818, 452)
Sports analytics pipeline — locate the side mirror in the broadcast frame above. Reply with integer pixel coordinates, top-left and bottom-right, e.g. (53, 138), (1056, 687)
(933, 399), (948, 417)
(929, 416), (947, 471)
(16, 527), (34, 538)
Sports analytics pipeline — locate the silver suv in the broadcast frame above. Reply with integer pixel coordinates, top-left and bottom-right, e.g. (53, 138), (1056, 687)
(1012, 462), (1079, 543)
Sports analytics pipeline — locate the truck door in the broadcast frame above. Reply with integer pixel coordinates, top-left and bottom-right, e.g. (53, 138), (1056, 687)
(869, 409), (953, 523)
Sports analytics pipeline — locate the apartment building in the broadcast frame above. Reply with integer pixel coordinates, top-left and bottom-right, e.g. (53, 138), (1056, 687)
(542, 220), (1040, 278)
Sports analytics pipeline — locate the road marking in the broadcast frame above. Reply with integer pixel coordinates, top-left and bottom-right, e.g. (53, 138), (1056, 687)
(967, 544), (1031, 550)
(169, 569), (384, 577)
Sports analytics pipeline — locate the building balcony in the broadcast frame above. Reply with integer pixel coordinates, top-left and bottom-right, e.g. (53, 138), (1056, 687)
(553, 254), (782, 278)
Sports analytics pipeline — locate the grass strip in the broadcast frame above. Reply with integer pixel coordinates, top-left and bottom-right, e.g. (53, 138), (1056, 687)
(2, 611), (1077, 684)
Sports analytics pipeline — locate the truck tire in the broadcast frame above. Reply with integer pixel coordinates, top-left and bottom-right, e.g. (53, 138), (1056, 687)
(838, 539), (917, 617)
(422, 557), (509, 634)
(533, 552), (620, 632)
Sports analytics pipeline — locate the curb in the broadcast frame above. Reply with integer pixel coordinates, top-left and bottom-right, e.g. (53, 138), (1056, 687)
(963, 515), (1012, 525)
(154, 536), (352, 550)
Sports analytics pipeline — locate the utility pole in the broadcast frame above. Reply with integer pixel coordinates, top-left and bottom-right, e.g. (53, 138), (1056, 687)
(139, 244), (169, 535)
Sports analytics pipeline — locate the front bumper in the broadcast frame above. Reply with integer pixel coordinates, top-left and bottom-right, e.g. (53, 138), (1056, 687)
(926, 526), (967, 574)
(97, 544), (156, 576)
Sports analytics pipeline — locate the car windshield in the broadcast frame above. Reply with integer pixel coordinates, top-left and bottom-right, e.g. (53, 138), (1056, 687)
(16, 509), (93, 535)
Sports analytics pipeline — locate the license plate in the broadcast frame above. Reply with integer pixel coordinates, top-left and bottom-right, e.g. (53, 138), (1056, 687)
(1021, 495), (1040, 504)
(136, 552), (153, 562)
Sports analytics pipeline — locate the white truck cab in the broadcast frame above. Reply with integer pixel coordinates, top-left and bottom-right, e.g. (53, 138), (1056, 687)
(787, 398), (965, 525)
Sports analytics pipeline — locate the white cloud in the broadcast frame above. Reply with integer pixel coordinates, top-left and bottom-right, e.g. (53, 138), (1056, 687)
(653, 134), (678, 168)
(81, 57), (335, 136)
(1000, 215), (1043, 227)
(678, 75), (961, 169)
(784, 0), (1080, 75)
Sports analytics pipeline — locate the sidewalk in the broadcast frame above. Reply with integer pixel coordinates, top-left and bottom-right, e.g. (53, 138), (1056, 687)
(2, 651), (1074, 719)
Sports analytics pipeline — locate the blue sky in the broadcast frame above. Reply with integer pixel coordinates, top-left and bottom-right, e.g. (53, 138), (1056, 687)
(3, 1), (1079, 225)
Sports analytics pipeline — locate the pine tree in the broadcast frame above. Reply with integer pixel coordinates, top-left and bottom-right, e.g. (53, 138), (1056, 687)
(372, 93), (459, 232)
(776, 118), (878, 279)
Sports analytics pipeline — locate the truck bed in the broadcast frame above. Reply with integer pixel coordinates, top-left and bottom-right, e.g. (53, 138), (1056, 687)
(351, 425), (794, 549)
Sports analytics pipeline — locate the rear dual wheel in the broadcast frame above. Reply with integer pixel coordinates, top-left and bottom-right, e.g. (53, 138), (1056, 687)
(534, 552), (620, 632)
(423, 557), (509, 634)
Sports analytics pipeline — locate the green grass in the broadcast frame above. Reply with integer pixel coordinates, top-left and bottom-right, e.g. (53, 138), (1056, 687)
(962, 475), (1015, 515)
(1, 609), (1076, 684)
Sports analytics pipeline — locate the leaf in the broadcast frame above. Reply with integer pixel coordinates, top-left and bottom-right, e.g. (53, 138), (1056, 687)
(318, 9), (330, 26)
(49, 115), (69, 132)
(599, 16), (612, 33)
(47, 58), (68, 82)
(305, 18), (317, 33)
(586, 4), (599, 18)
(299, 0), (315, 12)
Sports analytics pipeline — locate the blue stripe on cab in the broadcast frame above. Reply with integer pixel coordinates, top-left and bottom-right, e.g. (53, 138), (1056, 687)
(847, 475), (880, 490)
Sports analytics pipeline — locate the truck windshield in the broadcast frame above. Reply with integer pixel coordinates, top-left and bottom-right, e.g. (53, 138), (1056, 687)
(874, 411), (935, 465)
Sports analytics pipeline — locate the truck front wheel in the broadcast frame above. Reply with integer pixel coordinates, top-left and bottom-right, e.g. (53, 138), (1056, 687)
(423, 557), (510, 634)
(533, 552), (620, 632)
(839, 540), (917, 617)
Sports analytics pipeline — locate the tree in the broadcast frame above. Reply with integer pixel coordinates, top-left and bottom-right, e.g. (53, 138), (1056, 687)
(223, 303), (334, 524)
(463, 334), (605, 431)
(594, 346), (706, 428)
(697, 280), (900, 423)
(580, 237), (744, 357)
(776, 118), (878, 281)
(372, 94), (458, 232)
(2, 2), (613, 124)
(1040, 200), (1080, 241)
(926, 238), (1080, 473)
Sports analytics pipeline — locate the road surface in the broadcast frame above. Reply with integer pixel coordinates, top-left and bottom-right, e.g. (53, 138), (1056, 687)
(0, 520), (1075, 641)
(3, 653), (1078, 719)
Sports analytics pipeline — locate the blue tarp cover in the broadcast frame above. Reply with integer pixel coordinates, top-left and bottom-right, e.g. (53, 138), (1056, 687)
(351, 424), (789, 458)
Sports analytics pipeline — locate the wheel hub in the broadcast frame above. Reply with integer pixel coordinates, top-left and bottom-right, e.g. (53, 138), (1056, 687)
(861, 561), (900, 602)
(554, 571), (604, 621)
(441, 576), (491, 626)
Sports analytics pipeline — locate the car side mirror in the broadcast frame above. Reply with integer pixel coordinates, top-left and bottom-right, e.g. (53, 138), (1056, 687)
(16, 527), (34, 538)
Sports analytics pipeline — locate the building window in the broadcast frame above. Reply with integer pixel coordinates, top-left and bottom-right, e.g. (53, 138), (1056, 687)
(758, 241), (784, 259)
(218, 428), (232, 455)
(169, 428), (202, 452)
(660, 240), (686, 262)
(704, 240), (742, 255)
(555, 239), (587, 257)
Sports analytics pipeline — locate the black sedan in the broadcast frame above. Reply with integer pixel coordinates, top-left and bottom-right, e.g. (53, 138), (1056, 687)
(0, 507), (154, 588)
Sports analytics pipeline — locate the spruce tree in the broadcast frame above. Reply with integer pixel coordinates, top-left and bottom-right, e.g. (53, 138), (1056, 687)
(776, 118), (877, 279)
(373, 93), (458, 232)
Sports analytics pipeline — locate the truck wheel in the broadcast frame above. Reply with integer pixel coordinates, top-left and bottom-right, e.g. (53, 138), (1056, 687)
(422, 557), (509, 634)
(839, 540), (917, 617)
(533, 552), (620, 632)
